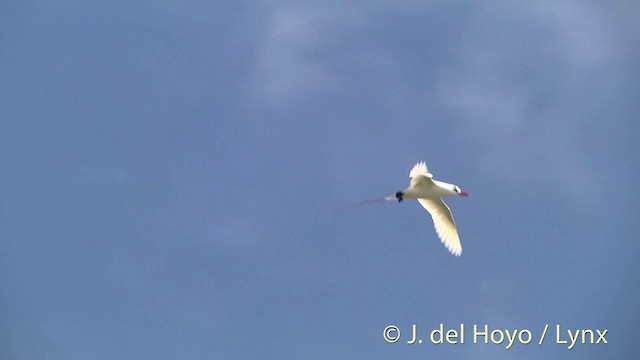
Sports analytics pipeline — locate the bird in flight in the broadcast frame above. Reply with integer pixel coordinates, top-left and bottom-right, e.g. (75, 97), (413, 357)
(386, 161), (469, 256)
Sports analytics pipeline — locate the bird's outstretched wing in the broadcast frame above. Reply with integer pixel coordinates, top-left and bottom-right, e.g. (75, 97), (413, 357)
(417, 198), (463, 256)
(409, 161), (433, 187)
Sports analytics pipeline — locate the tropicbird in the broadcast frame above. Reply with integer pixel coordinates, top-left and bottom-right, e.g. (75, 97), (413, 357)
(386, 161), (468, 256)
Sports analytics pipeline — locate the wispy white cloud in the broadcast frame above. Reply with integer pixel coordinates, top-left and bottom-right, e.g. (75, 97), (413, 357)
(250, 0), (629, 204)
(436, 1), (623, 202)
(250, 2), (365, 106)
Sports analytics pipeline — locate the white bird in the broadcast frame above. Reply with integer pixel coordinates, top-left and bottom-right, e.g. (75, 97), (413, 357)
(386, 161), (469, 256)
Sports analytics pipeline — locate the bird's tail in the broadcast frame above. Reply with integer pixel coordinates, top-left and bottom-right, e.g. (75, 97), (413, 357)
(336, 197), (391, 210)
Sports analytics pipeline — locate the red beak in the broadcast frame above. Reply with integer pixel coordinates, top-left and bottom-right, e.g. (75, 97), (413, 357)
(460, 191), (470, 197)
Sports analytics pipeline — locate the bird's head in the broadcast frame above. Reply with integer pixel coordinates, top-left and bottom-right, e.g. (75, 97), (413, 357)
(453, 185), (469, 197)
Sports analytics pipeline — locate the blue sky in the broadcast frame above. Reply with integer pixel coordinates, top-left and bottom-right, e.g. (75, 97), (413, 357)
(1, 1), (638, 359)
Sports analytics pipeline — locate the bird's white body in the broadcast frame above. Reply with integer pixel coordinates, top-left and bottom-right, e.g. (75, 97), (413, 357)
(402, 180), (458, 199)
(387, 161), (468, 257)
